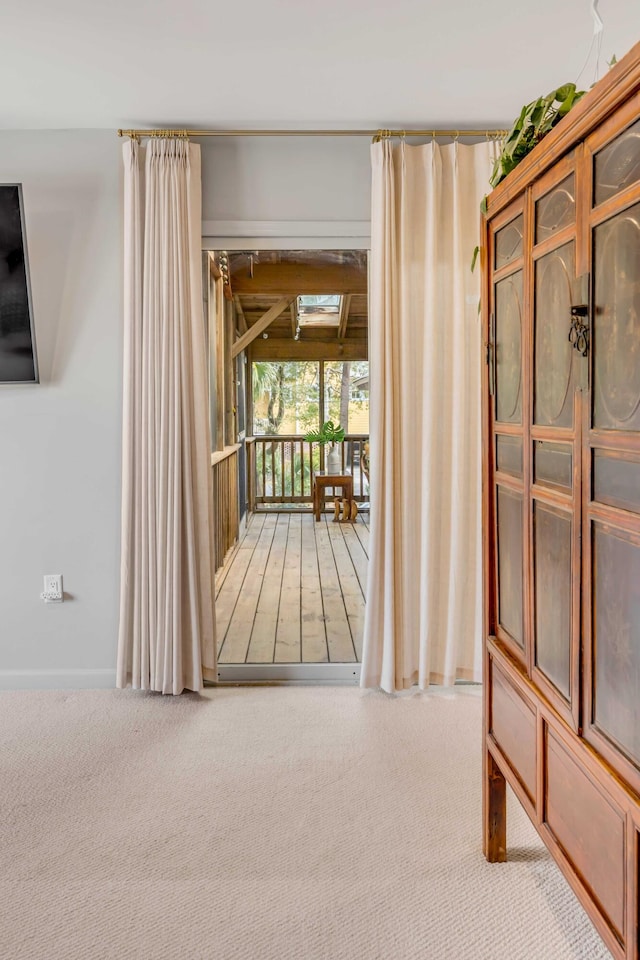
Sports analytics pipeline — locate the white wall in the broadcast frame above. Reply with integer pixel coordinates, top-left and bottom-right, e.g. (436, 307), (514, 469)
(0, 131), (122, 687)
(0, 132), (370, 688)
(200, 135), (371, 225)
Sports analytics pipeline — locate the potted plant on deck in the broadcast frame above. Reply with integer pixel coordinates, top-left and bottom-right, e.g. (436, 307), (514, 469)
(304, 420), (345, 475)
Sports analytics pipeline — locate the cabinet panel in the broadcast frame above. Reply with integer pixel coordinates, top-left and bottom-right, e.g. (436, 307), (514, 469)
(496, 486), (524, 647)
(534, 242), (576, 428)
(594, 117), (640, 205)
(534, 504), (572, 700)
(495, 271), (523, 424)
(593, 203), (640, 431)
(545, 728), (625, 940)
(535, 174), (576, 242)
(534, 441), (573, 489)
(491, 664), (536, 801)
(496, 435), (523, 477)
(593, 451), (640, 514)
(495, 214), (524, 269)
(593, 525), (640, 769)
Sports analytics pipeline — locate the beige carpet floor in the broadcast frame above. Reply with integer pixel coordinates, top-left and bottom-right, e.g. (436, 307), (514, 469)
(0, 685), (611, 960)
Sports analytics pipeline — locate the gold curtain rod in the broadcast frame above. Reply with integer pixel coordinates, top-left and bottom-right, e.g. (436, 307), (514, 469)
(117, 127), (507, 140)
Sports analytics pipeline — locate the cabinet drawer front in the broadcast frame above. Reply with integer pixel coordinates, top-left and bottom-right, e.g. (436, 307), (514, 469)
(490, 664), (536, 802)
(545, 728), (625, 940)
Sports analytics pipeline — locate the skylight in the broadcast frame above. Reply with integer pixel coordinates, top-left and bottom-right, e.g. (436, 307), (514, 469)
(297, 295), (342, 327)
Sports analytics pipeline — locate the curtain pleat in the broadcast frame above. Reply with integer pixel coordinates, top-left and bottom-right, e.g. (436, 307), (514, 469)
(117, 139), (216, 696)
(361, 139), (495, 693)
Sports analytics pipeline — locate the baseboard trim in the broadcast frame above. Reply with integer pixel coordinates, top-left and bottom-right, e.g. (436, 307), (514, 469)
(0, 669), (116, 691)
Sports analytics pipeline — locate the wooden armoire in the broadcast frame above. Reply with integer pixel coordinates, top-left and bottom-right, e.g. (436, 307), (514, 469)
(482, 41), (640, 958)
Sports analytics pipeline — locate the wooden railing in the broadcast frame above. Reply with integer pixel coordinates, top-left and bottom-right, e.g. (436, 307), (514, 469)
(211, 444), (240, 572)
(246, 434), (369, 509)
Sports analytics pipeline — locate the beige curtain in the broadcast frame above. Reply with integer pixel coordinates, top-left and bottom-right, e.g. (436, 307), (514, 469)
(117, 139), (216, 695)
(361, 139), (495, 692)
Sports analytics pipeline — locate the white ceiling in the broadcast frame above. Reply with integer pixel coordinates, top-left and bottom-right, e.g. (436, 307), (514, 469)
(1, 0), (639, 130)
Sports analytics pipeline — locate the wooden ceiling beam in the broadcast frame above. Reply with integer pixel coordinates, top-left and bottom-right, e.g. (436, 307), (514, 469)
(231, 297), (293, 358)
(337, 294), (351, 340)
(231, 262), (367, 296)
(251, 339), (367, 362)
(290, 301), (298, 340)
(233, 295), (247, 334)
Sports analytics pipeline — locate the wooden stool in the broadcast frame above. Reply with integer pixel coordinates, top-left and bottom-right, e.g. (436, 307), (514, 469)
(312, 471), (353, 521)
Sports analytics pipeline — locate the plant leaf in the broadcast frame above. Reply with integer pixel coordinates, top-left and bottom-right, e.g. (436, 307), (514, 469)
(304, 420), (345, 444)
(555, 83), (575, 101)
(471, 245), (480, 272)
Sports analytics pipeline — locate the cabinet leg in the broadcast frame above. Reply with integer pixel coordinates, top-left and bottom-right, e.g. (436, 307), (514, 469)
(484, 749), (507, 862)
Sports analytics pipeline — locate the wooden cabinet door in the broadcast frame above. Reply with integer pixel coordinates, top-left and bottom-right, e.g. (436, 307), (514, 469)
(529, 160), (584, 729)
(489, 205), (527, 667)
(583, 109), (640, 792)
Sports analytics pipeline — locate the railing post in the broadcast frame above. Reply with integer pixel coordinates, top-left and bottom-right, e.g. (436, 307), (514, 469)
(246, 438), (256, 514)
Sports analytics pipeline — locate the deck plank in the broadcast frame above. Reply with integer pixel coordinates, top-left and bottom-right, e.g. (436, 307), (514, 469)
(300, 514), (328, 663)
(327, 521), (366, 660)
(215, 514), (266, 654)
(352, 516), (370, 557)
(316, 517), (357, 662)
(274, 514), (302, 662)
(246, 515), (289, 663)
(215, 543), (258, 658)
(341, 522), (369, 595)
(215, 510), (367, 665)
(238, 511), (266, 548)
(218, 514), (277, 664)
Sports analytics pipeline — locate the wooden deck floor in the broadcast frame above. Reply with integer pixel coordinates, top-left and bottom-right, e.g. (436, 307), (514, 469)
(216, 512), (369, 664)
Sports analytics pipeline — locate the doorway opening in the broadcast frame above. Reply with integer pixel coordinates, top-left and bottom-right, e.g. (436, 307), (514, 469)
(205, 248), (369, 682)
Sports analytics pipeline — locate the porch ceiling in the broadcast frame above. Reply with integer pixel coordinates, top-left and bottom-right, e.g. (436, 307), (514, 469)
(218, 250), (368, 361)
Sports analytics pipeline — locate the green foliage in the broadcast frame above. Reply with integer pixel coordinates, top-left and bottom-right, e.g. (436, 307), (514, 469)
(490, 84), (585, 189)
(251, 361), (278, 398)
(252, 360), (369, 436)
(252, 360), (319, 435)
(303, 420), (345, 444)
(471, 245), (480, 272)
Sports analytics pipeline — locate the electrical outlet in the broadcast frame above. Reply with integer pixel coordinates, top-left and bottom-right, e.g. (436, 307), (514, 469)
(41, 574), (63, 603)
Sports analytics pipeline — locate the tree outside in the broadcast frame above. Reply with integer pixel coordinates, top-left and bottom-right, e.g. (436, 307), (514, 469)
(323, 360), (369, 435)
(252, 360), (369, 436)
